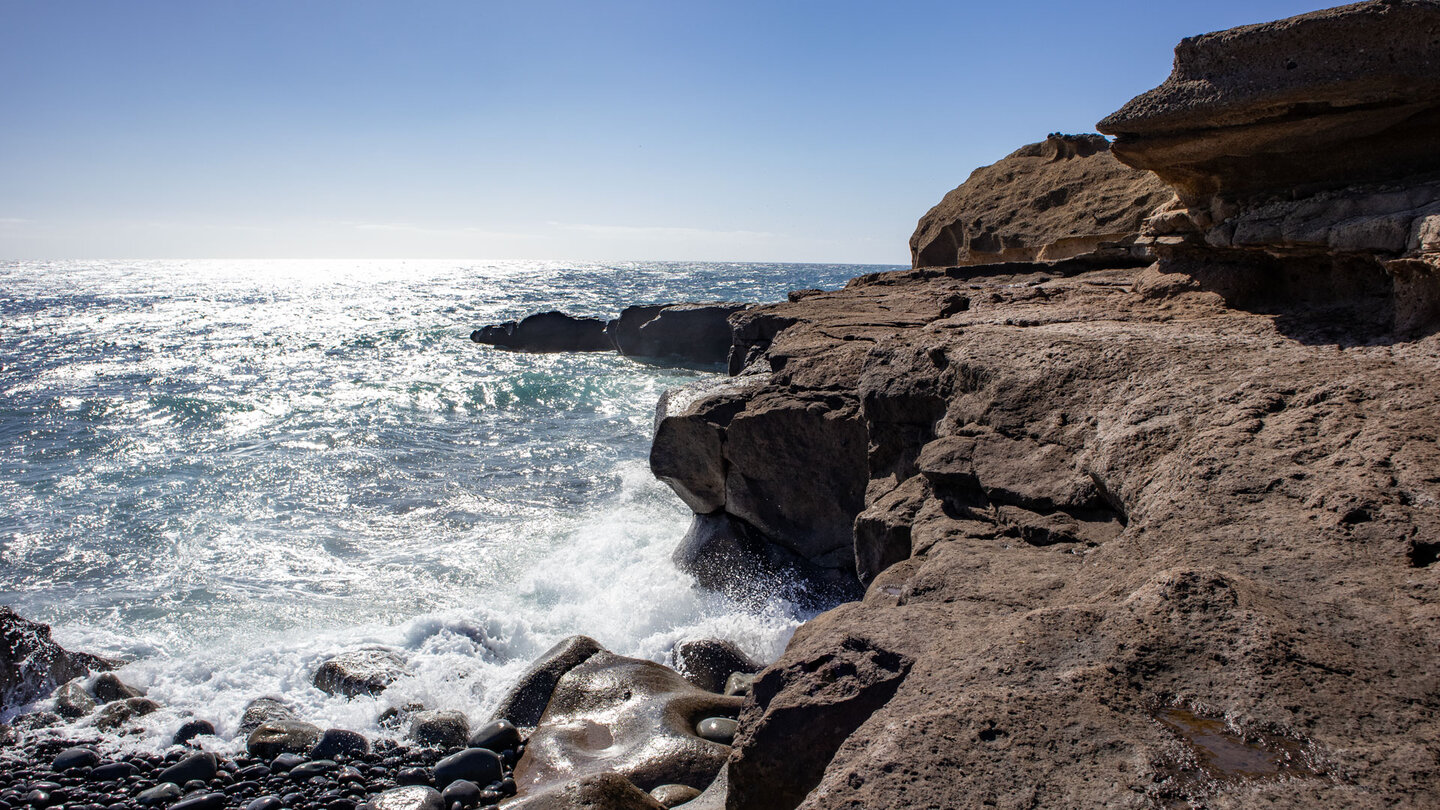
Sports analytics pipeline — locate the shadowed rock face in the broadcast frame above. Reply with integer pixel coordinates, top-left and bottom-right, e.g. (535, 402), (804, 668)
(909, 134), (1172, 270)
(513, 651), (742, 797)
(606, 303), (749, 370)
(471, 311), (612, 353)
(0, 607), (115, 712)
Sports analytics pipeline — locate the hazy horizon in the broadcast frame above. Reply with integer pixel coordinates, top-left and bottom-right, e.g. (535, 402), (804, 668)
(3, 0), (1329, 264)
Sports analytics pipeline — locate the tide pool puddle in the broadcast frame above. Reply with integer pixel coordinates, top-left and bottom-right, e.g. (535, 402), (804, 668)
(1154, 708), (1323, 783)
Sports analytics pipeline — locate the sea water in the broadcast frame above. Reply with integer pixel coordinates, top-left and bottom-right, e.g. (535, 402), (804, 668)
(0, 259), (892, 751)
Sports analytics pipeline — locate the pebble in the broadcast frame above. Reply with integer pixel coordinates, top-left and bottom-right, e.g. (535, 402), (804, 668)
(433, 748), (502, 789)
(135, 782), (183, 806)
(157, 752), (218, 786)
(650, 783), (702, 807)
(465, 720), (521, 753)
(52, 746), (101, 772)
(695, 717), (739, 744)
(311, 728), (371, 760)
(245, 798), (283, 810)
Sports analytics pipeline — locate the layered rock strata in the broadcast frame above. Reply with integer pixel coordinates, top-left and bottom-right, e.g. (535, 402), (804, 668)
(909, 134), (1172, 270)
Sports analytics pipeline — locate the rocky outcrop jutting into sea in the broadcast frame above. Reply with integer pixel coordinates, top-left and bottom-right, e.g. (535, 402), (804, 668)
(643, 3), (1440, 807)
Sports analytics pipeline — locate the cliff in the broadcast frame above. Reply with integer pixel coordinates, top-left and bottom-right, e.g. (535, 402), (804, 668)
(645, 2), (1440, 807)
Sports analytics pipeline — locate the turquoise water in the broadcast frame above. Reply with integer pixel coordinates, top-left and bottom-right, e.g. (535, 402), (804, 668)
(0, 259), (891, 748)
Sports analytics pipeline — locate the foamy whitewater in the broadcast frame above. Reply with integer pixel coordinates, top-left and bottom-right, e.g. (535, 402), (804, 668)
(0, 259), (894, 752)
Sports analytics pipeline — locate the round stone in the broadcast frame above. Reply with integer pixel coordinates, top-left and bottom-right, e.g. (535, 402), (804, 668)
(433, 748), (502, 789)
(695, 717), (739, 744)
(135, 782), (182, 807)
(650, 784), (702, 807)
(172, 719), (217, 746)
(369, 785), (445, 810)
(439, 779), (480, 806)
(247, 720), (322, 759)
(465, 719), (521, 753)
(310, 728), (370, 760)
(157, 752), (217, 787)
(52, 746), (101, 772)
(244, 798), (283, 810)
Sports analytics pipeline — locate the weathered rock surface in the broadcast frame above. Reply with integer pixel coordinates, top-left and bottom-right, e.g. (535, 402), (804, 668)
(0, 607), (115, 712)
(513, 648), (741, 797)
(1098, 0), (1440, 204)
(491, 635), (603, 729)
(503, 772), (666, 810)
(662, 252), (1440, 807)
(312, 648), (406, 698)
(909, 134), (1172, 270)
(606, 303), (749, 370)
(471, 312), (611, 353)
(670, 640), (762, 695)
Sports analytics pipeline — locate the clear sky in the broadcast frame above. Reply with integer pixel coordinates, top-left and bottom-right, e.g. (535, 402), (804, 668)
(1, 0), (1331, 264)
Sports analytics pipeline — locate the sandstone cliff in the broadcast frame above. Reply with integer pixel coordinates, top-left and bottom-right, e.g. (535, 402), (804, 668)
(644, 3), (1440, 807)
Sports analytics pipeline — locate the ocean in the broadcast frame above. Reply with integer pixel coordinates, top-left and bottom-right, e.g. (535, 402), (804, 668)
(0, 258), (895, 751)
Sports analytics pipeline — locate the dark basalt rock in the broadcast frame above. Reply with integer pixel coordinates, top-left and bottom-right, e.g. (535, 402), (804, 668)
(238, 696), (299, 736)
(247, 720), (322, 759)
(157, 752), (217, 787)
(467, 718), (522, 752)
(514, 649), (742, 795)
(309, 727), (370, 760)
(53, 679), (95, 719)
(433, 747), (502, 789)
(93, 696), (159, 730)
(0, 606), (116, 712)
(313, 648), (407, 698)
(670, 639), (762, 694)
(504, 772), (666, 810)
(471, 311), (612, 353)
(606, 303), (749, 370)
(172, 718), (216, 746)
(491, 635), (603, 728)
(407, 710), (469, 750)
(90, 672), (144, 703)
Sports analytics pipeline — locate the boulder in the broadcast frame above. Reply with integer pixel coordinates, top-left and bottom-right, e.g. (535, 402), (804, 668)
(309, 728), (370, 760)
(671, 512), (860, 608)
(312, 648), (406, 698)
(366, 785), (445, 810)
(490, 635), (603, 728)
(670, 639), (762, 694)
(53, 679), (95, 718)
(247, 719), (322, 759)
(513, 649), (742, 795)
(407, 709), (469, 750)
(909, 134), (1171, 269)
(471, 311), (611, 353)
(157, 752), (218, 787)
(94, 696), (159, 730)
(91, 672), (144, 703)
(606, 303), (749, 370)
(468, 718), (523, 752)
(0, 606), (115, 711)
(238, 696), (300, 736)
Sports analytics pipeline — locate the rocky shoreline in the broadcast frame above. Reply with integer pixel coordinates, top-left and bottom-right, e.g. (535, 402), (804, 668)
(4, 2), (1440, 808)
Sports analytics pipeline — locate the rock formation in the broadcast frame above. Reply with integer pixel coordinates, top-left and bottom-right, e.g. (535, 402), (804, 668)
(909, 133), (1172, 269)
(0, 607), (114, 713)
(472, 302), (749, 370)
(640, 4), (1440, 807)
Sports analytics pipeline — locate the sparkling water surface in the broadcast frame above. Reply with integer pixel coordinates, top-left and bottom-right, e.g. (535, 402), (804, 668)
(0, 259), (893, 749)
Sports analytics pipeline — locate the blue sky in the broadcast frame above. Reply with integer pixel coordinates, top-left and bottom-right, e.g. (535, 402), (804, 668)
(1, 1), (1329, 263)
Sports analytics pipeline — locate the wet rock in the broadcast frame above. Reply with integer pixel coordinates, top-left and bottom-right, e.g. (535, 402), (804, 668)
(439, 778), (481, 807)
(312, 648), (407, 698)
(172, 718), (216, 746)
(157, 752), (217, 787)
(466, 718), (522, 752)
(269, 752), (305, 772)
(366, 785), (444, 810)
(11, 709), (60, 729)
(247, 720), (322, 759)
(471, 312), (612, 353)
(694, 718), (737, 745)
(722, 673), (756, 698)
(514, 649), (741, 794)
(310, 728), (370, 760)
(649, 784), (702, 808)
(377, 702), (425, 730)
(90, 672), (144, 703)
(0, 720), (13, 746)
(93, 696), (159, 730)
(433, 747), (502, 788)
(503, 772), (665, 810)
(54, 679), (96, 718)
(89, 760), (137, 781)
(407, 710), (469, 750)
(910, 134), (1169, 269)
(52, 745), (101, 771)
(491, 635), (603, 728)
(244, 798), (283, 810)
(0, 606), (115, 712)
(606, 303), (749, 370)
(238, 697), (299, 736)
(288, 759), (336, 780)
(670, 640), (762, 694)
(135, 782), (183, 806)
(169, 793), (226, 810)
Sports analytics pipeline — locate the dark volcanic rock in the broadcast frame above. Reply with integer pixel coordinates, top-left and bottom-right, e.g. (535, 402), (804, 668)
(238, 696), (299, 736)
(93, 696), (159, 730)
(247, 719), (322, 759)
(157, 752), (217, 787)
(172, 718), (216, 746)
(309, 727), (370, 759)
(606, 303), (749, 369)
(491, 635), (603, 728)
(313, 648), (406, 698)
(1098, 0), (1440, 204)
(670, 639), (762, 694)
(671, 512), (860, 607)
(0, 606), (115, 711)
(467, 718), (522, 751)
(471, 311), (612, 353)
(367, 785), (445, 810)
(513, 649), (742, 795)
(407, 710), (469, 749)
(910, 133), (1171, 270)
(53, 678), (95, 718)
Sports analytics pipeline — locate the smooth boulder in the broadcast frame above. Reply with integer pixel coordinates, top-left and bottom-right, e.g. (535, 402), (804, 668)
(491, 635), (603, 728)
(247, 719), (322, 759)
(670, 640), (762, 694)
(312, 648), (406, 698)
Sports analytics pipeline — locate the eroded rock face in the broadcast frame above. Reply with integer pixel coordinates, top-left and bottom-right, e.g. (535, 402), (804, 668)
(1098, 0), (1440, 204)
(491, 635), (604, 729)
(606, 303), (749, 370)
(0, 607), (115, 712)
(513, 650), (741, 797)
(909, 134), (1172, 269)
(652, 257), (1440, 807)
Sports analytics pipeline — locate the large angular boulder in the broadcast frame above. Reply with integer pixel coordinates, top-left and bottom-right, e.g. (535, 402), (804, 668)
(909, 134), (1171, 269)
(0, 607), (115, 712)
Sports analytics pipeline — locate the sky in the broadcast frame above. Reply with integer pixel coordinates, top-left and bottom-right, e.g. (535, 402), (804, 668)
(1, 0), (1332, 264)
